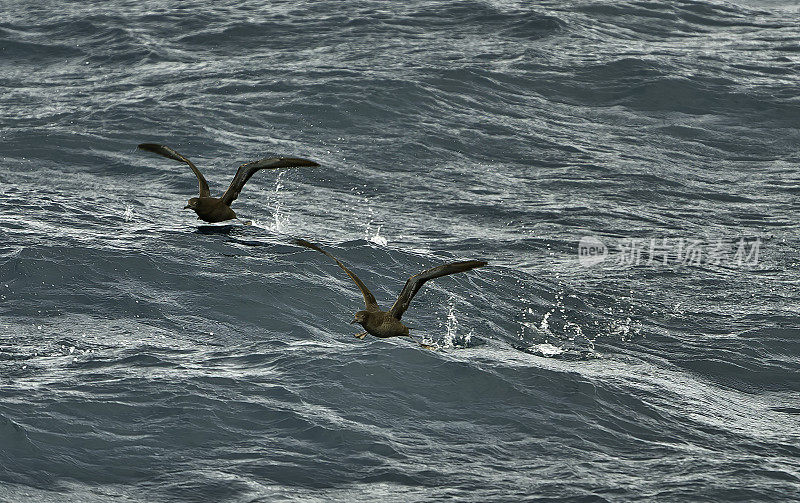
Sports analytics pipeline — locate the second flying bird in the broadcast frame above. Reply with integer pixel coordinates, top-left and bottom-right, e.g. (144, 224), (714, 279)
(296, 239), (487, 346)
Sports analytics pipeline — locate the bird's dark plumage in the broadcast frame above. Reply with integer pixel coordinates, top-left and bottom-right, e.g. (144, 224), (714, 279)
(138, 143), (211, 197)
(137, 143), (319, 223)
(387, 260), (487, 320)
(295, 239), (379, 309)
(296, 239), (487, 345)
(220, 157), (321, 206)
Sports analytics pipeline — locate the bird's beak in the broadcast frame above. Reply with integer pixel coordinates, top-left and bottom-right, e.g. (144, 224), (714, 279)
(184, 204), (192, 209)
(350, 319), (358, 325)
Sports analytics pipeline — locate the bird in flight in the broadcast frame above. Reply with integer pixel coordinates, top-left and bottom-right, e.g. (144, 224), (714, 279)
(138, 143), (319, 223)
(296, 239), (487, 347)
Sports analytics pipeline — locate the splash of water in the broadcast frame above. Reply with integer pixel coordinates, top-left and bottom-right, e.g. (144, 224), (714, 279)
(368, 225), (388, 246)
(436, 297), (471, 349)
(269, 171), (289, 233)
(350, 186), (388, 245)
(610, 317), (642, 341)
(517, 288), (599, 357)
(442, 299), (459, 348)
(534, 343), (564, 357)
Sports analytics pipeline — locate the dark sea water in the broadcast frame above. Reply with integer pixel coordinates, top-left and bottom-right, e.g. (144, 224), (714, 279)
(1, 1), (799, 501)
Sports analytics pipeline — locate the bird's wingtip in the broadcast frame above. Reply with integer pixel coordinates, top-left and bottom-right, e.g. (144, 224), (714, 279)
(463, 260), (488, 269)
(286, 158), (320, 168)
(295, 238), (317, 250)
(137, 143), (160, 152)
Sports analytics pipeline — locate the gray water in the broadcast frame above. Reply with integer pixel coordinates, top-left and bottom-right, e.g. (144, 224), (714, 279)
(1, 1), (799, 501)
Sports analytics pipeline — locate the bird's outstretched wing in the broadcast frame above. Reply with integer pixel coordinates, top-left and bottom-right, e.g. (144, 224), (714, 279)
(220, 157), (319, 206)
(387, 260), (487, 320)
(295, 239), (379, 311)
(138, 143), (211, 198)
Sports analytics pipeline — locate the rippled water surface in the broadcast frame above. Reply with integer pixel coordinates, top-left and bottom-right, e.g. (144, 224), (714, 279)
(1, 1), (799, 501)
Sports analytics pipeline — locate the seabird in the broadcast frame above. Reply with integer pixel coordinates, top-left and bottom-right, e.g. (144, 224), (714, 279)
(296, 239), (487, 346)
(137, 143), (319, 223)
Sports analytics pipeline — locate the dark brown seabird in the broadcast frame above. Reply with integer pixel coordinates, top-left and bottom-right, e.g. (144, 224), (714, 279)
(296, 239), (487, 346)
(138, 143), (319, 223)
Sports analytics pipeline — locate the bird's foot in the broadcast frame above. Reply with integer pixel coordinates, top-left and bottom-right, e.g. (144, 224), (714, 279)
(354, 332), (368, 340)
(407, 335), (437, 351)
(242, 220), (253, 226)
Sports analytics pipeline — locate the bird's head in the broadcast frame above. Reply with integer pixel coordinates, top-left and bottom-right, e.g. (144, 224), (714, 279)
(350, 311), (369, 326)
(184, 197), (200, 211)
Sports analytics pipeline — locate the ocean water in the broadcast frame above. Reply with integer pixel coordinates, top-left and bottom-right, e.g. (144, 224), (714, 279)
(1, 0), (799, 501)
